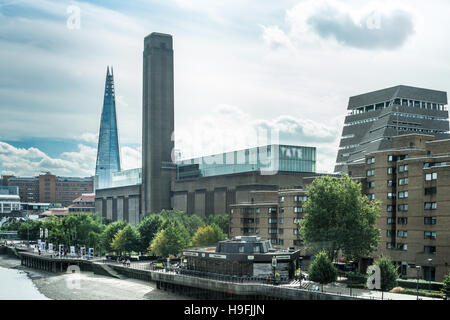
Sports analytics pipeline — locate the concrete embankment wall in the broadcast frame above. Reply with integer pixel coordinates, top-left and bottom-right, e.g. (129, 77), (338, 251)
(109, 264), (362, 300)
(5, 251), (361, 300)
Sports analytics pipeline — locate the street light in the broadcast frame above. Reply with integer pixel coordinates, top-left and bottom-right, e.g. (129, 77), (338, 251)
(427, 258), (433, 293)
(416, 265), (421, 300)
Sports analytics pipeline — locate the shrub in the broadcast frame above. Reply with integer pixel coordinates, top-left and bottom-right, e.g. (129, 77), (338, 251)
(442, 273), (450, 297)
(397, 279), (443, 291)
(375, 256), (398, 291)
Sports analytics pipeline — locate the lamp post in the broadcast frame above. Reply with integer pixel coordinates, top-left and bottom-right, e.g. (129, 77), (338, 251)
(416, 265), (421, 300)
(427, 258), (433, 293)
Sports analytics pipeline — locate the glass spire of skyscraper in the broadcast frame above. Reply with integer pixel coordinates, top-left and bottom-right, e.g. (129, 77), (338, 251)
(95, 66), (121, 189)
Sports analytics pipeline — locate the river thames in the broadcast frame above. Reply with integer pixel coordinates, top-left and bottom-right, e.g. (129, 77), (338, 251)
(0, 266), (49, 300)
(0, 255), (188, 300)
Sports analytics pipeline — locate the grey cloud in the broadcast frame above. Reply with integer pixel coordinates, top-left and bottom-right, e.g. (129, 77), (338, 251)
(307, 7), (414, 50)
(254, 116), (339, 145)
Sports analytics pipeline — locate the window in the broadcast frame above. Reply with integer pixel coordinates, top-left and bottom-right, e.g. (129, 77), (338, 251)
(294, 195), (308, 202)
(387, 180), (394, 187)
(398, 191), (408, 199)
(387, 218), (395, 225)
(397, 230), (408, 238)
(399, 165), (408, 173)
(424, 202), (437, 210)
(367, 157), (375, 164)
(268, 228), (278, 234)
(425, 172), (438, 181)
(366, 169), (375, 177)
(293, 240), (302, 246)
(424, 232), (436, 240)
(268, 218), (277, 224)
(425, 187), (437, 196)
(398, 178), (408, 186)
(278, 229), (284, 235)
(269, 207), (277, 214)
(293, 218), (302, 224)
(294, 207), (304, 213)
(397, 243), (407, 251)
(279, 218), (284, 224)
(387, 192), (395, 199)
(279, 207), (284, 214)
(239, 246), (244, 253)
(398, 217), (408, 225)
(387, 205), (393, 212)
(387, 167), (394, 175)
(398, 204), (408, 212)
(386, 242), (393, 249)
(367, 181), (375, 189)
(279, 196), (285, 203)
(424, 246), (436, 254)
(386, 230), (393, 237)
(388, 155), (394, 162)
(367, 194), (375, 200)
(424, 217), (436, 225)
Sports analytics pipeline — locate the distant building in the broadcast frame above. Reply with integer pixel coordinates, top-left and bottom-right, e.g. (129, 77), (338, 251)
(95, 32), (321, 225)
(335, 85), (449, 173)
(182, 236), (300, 279)
(68, 193), (95, 214)
(0, 186), (19, 195)
(2, 172), (93, 206)
(0, 194), (21, 214)
(95, 66), (121, 190)
(40, 207), (70, 218)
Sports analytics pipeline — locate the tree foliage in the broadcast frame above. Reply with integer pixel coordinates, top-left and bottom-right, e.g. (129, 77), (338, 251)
(101, 220), (128, 252)
(149, 220), (190, 258)
(301, 175), (380, 262)
(111, 225), (140, 255)
(191, 224), (226, 247)
(375, 256), (398, 291)
(442, 273), (450, 297)
(136, 214), (165, 252)
(308, 251), (338, 289)
(204, 214), (229, 235)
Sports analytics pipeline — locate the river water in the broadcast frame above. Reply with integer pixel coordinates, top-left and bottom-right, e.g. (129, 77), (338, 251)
(0, 255), (188, 300)
(0, 266), (49, 300)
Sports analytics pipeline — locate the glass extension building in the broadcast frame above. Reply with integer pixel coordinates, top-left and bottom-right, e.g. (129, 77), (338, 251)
(176, 145), (316, 180)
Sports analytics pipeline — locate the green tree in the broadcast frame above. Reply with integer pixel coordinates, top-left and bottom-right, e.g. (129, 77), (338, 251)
(137, 214), (165, 252)
(308, 251), (338, 292)
(204, 214), (229, 235)
(149, 220), (189, 258)
(301, 175), (380, 262)
(375, 256), (398, 291)
(191, 224), (226, 247)
(101, 220), (128, 253)
(442, 273), (450, 297)
(111, 225), (140, 255)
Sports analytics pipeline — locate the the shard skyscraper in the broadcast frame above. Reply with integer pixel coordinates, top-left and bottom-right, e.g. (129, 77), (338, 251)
(95, 66), (121, 189)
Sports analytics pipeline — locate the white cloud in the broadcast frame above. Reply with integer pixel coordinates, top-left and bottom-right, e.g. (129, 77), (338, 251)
(175, 104), (340, 173)
(0, 141), (96, 177)
(121, 146), (142, 170)
(77, 133), (98, 144)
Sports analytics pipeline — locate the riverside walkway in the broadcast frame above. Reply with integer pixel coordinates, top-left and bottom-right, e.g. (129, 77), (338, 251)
(0, 243), (441, 300)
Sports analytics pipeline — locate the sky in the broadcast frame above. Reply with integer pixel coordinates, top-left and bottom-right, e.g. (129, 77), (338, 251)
(0, 0), (449, 177)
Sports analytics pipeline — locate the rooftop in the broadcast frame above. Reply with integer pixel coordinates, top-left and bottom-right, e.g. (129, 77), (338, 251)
(348, 85), (448, 109)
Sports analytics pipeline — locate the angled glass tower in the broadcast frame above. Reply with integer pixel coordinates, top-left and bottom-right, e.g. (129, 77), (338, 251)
(95, 66), (121, 189)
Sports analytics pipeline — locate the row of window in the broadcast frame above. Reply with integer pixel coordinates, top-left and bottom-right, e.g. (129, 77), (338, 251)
(279, 195), (308, 203)
(387, 217), (437, 225)
(386, 243), (436, 253)
(386, 230), (437, 239)
(237, 206), (305, 215)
